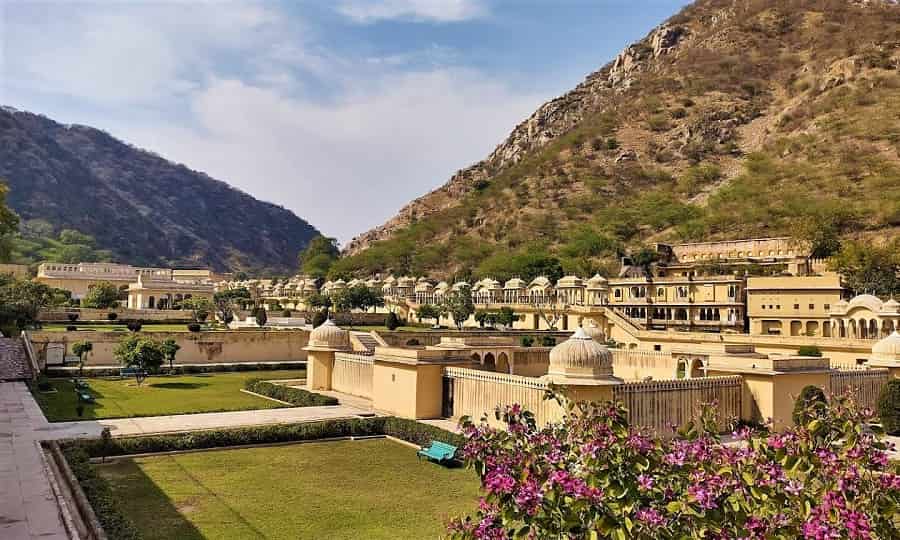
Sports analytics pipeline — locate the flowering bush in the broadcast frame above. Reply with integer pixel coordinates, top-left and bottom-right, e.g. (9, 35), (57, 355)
(448, 393), (900, 539)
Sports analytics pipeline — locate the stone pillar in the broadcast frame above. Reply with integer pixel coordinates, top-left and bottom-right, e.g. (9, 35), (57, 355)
(307, 349), (336, 391)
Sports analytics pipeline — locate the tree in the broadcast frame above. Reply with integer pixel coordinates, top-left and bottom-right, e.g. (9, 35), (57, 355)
(0, 275), (68, 335)
(828, 239), (900, 296)
(333, 285), (384, 315)
(253, 306), (268, 327)
(496, 307), (517, 329)
(385, 311), (401, 330)
(113, 336), (164, 386)
(0, 180), (19, 263)
(306, 293), (333, 316)
(182, 297), (211, 322)
(298, 235), (340, 278)
(417, 304), (443, 326)
(213, 288), (251, 324)
(72, 340), (92, 378)
(81, 281), (120, 309)
(442, 286), (475, 330)
(160, 338), (181, 373)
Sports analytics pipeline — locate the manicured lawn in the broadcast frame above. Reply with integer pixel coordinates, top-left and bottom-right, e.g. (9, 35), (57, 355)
(353, 325), (431, 332)
(33, 370), (307, 421)
(96, 438), (480, 539)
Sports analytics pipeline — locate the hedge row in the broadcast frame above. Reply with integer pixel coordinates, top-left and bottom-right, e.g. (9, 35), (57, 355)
(244, 379), (337, 407)
(62, 446), (140, 540)
(46, 362), (306, 378)
(67, 417), (464, 459)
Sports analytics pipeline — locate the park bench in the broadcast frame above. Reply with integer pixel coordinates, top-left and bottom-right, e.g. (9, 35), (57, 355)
(71, 378), (89, 390)
(416, 441), (458, 465)
(73, 385), (94, 403)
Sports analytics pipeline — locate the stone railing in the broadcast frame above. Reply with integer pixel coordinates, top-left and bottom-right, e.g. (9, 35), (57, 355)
(828, 368), (889, 412)
(612, 376), (743, 435)
(443, 367), (562, 427)
(333, 352), (374, 399)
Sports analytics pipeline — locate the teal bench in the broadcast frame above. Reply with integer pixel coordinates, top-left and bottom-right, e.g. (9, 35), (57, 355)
(417, 441), (458, 465)
(77, 391), (95, 403)
(71, 379), (89, 390)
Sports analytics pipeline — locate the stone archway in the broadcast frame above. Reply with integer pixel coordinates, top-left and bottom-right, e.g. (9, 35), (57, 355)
(471, 353), (481, 365)
(689, 358), (704, 378)
(496, 352), (511, 374)
(484, 352), (496, 372)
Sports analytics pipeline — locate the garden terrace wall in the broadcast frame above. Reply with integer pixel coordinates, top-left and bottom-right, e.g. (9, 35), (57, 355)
(828, 368), (889, 412)
(28, 329), (310, 367)
(611, 349), (681, 381)
(333, 353), (374, 398)
(39, 307), (193, 322)
(612, 376), (743, 435)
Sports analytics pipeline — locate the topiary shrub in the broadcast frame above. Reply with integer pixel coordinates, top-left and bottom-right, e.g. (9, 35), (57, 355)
(520, 336), (534, 347)
(312, 310), (327, 328)
(793, 385), (827, 425)
(282, 309), (292, 317)
(541, 336), (557, 347)
(107, 312), (118, 321)
(878, 379), (900, 435)
(254, 307), (268, 327)
(386, 312), (401, 331)
(67, 313), (79, 323)
(187, 323), (202, 332)
(66, 325), (77, 332)
(126, 321), (142, 332)
(798, 345), (822, 357)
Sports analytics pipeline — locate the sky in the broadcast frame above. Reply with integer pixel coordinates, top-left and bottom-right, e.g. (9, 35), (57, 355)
(0, 0), (691, 245)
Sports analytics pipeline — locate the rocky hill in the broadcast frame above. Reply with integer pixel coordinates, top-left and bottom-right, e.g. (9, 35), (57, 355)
(0, 107), (321, 273)
(340, 0), (900, 279)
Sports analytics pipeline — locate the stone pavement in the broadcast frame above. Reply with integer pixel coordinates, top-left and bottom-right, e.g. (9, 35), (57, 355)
(0, 338), (31, 381)
(0, 382), (68, 540)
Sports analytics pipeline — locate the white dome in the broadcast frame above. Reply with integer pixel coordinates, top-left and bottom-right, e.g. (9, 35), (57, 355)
(872, 330), (900, 363)
(880, 298), (900, 315)
(547, 327), (614, 381)
(847, 294), (883, 314)
(306, 319), (350, 351)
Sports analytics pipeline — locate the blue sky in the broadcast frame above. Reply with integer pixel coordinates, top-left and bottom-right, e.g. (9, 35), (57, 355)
(1, 0), (690, 243)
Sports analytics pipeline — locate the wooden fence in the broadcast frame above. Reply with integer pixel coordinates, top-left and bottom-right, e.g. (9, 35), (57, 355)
(828, 368), (889, 412)
(612, 376), (743, 435)
(443, 367), (563, 427)
(332, 353), (374, 399)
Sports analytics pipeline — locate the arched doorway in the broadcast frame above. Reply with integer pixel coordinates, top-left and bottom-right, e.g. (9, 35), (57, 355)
(496, 352), (510, 374)
(483, 353), (496, 372)
(689, 358), (704, 378)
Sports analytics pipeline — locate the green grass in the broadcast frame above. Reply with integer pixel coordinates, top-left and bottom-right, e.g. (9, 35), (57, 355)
(95, 438), (481, 540)
(353, 325), (431, 332)
(33, 370), (307, 422)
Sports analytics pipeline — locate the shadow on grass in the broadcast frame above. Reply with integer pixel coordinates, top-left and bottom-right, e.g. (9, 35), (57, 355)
(149, 382), (210, 390)
(95, 458), (206, 540)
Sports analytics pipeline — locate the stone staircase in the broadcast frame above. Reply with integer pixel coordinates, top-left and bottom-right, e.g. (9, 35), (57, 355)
(0, 337), (32, 381)
(351, 332), (380, 354)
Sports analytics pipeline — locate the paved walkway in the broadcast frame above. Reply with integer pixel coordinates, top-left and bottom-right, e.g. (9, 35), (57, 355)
(0, 382), (68, 540)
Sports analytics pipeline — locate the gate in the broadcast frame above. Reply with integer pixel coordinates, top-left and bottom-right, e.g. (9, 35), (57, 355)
(441, 375), (454, 418)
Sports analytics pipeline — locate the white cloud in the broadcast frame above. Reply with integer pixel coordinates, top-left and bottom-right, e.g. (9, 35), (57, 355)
(114, 70), (540, 243)
(337, 0), (488, 23)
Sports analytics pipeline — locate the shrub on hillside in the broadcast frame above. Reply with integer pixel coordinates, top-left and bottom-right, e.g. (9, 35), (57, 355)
(244, 379), (337, 407)
(792, 385), (827, 425)
(878, 379), (900, 435)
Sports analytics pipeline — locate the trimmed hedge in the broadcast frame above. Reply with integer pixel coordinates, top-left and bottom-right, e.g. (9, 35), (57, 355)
(244, 379), (338, 407)
(62, 446), (140, 540)
(382, 417), (465, 448)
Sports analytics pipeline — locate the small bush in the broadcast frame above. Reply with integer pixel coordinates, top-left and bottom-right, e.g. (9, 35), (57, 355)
(66, 325), (77, 332)
(67, 313), (79, 322)
(312, 310), (327, 328)
(187, 323), (201, 332)
(798, 345), (823, 357)
(254, 307), (268, 327)
(282, 309), (292, 317)
(541, 336), (557, 347)
(244, 379), (338, 407)
(126, 321), (142, 332)
(793, 385), (827, 426)
(386, 312), (401, 331)
(107, 312), (118, 321)
(878, 379), (900, 435)
(520, 336), (534, 347)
